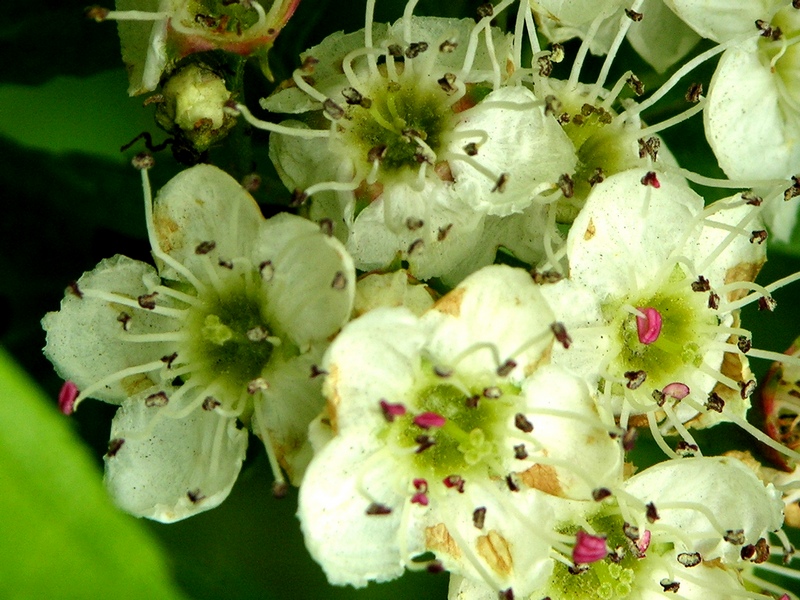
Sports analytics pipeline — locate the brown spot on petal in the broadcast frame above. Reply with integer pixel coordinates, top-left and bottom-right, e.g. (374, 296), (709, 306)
(433, 287), (465, 317)
(121, 374), (155, 396)
(153, 213), (181, 253)
(476, 530), (513, 576)
(519, 463), (563, 496)
(426, 523), (461, 559)
(584, 219), (596, 240)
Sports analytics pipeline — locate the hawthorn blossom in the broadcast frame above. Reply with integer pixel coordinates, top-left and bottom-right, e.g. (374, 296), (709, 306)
(449, 456), (786, 600)
(542, 168), (768, 451)
(42, 163), (355, 521)
(298, 265), (622, 594)
(244, 6), (575, 280)
(87, 0), (300, 94)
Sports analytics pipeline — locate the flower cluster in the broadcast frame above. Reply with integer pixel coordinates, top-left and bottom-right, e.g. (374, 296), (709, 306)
(42, 0), (800, 598)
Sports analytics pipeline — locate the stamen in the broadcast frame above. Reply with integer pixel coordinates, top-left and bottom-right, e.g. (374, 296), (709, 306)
(572, 529), (608, 564)
(73, 359), (167, 407)
(635, 307), (662, 345)
(234, 103), (329, 138)
(58, 381), (79, 415)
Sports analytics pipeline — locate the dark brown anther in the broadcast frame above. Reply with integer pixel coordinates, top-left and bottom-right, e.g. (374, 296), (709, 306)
(465, 395), (480, 408)
(342, 87), (364, 106)
(675, 441), (699, 456)
(544, 95), (562, 116)
(247, 378), (269, 394)
(145, 391), (169, 408)
(477, 2), (494, 18)
(187, 489), (206, 504)
(623, 522), (640, 541)
(505, 474), (521, 492)
(641, 171), (661, 188)
(676, 552), (701, 567)
(571, 114), (585, 126)
(310, 364), (328, 378)
(794, 0), (800, 9)
(753, 537), (770, 563)
(195, 240), (216, 255)
(551, 322), (572, 349)
(323, 98), (345, 120)
(66, 281), (83, 299)
(319, 219), (334, 237)
(568, 564), (589, 575)
(137, 292), (158, 309)
(462, 142), (479, 156)
(708, 291), (720, 310)
(723, 529), (746, 545)
(366, 502), (392, 515)
(408, 238), (425, 255)
(160, 352), (178, 368)
(660, 580), (680, 593)
(513, 444), (528, 460)
(537, 55), (553, 77)
(738, 380), (756, 399)
(622, 427), (638, 451)
(406, 41), (429, 58)
(638, 136), (661, 161)
(443, 474), (465, 493)
(580, 103), (595, 116)
(624, 370), (647, 390)
(592, 488), (612, 501)
(691, 276), (710, 292)
(758, 295), (777, 311)
(331, 271), (347, 290)
(492, 173), (509, 193)
(439, 39), (458, 53)
(742, 191), (763, 205)
(750, 230), (767, 244)
(514, 413), (534, 433)
(117, 312), (132, 331)
(290, 189), (309, 207)
(588, 167), (605, 186)
(652, 389), (667, 406)
(598, 110), (613, 124)
(85, 5), (110, 21)
(483, 386), (502, 399)
(784, 176), (800, 201)
(558, 173), (574, 198)
(550, 43), (565, 62)
(626, 74), (644, 96)
(406, 217), (424, 231)
(272, 481), (289, 499)
(437, 224), (453, 241)
(438, 72), (457, 94)
(756, 19), (782, 40)
(646, 502), (659, 523)
(625, 8), (643, 21)
(132, 152), (155, 170)
(685, 82), (703, 103)
(531, 269), (563, 284)
(490, 358), (515, 379)
(202, 396), (221, 411)
(741, 544), (756, 560)
(498, 589), (514, 600)
(473, 506), (487, 529)
(415, 434), (436, 453)
(705, 391), (725, 413)
(426, 560), (444, 573)
(608, 547), (625, 563)
(106, 438), (125, 457)
(558, 113), (571, 124)
(737, 335), (752, 353)
(259, 260), (275, 281)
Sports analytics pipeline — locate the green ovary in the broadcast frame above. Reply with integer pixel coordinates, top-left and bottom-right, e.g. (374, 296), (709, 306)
(185, 289), (276, 397)
(346, 79), (451, 174)
(607, 277), (717, 389)
(392, 380), (516, 479)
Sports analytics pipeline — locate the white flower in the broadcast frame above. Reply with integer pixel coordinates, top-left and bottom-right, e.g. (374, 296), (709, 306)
(298, 265), (622, 594)
(545, 168), (766, 442)
(42, 163), (355, 521)
(90, 0), (299, 94)
(449, 456), (785, 600)
(352, 270), (435, 318)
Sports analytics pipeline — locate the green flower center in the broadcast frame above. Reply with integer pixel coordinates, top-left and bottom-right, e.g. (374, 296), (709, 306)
(388, 375), (517, 480)
(758, 7), (800, 109)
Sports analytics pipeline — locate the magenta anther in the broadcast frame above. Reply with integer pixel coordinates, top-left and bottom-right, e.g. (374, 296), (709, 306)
(636, 307), (663, 345)
(58, 380), (79, 415)
(572, 529), (608, 564)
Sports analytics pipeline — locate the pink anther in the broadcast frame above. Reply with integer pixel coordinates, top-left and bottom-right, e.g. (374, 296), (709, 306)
(636, 307), (663, 345)
(379, 399), (406, 422)
(413, 412), (446, 429)
(662, 382), (690, 400)
(58, 381), (79, 416)
(411, 478), (429, 506)
(637, 529), (651, 554)
(572, 529), (608, 564)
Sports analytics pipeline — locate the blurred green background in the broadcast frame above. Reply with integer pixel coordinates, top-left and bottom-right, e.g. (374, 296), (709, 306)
(2, 1), (800, 598)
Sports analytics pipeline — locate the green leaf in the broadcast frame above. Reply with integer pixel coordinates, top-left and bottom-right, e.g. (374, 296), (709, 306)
(0, 346), (189, 600)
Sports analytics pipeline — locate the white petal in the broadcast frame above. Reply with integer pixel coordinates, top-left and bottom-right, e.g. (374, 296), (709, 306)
(268, 121), (340, 191)
(663, 0), (775, 42)
(567, 169), (703, 300)
(626, 0), (700, 72)
(116, 0), (169, 95)
(323, 308), (428, 435)
(623, 456), (784, 563)
(42, 255), (174, 405)
(152, 164), (264, 280)
(705, 41), (800, 180)
(353, 271), (435, 318)
(450, 86), (576, 216)
(298, 432), (422, 587)
(104, 394), (247, 522)
(424, 265), (555, 379)
(257, 213), (355, 346)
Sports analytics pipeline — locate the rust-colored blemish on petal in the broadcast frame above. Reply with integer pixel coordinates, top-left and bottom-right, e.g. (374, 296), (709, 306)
(476, 530), (513, 576)
(724, 261), (764, 301)
(432, 286), (466, 318)
(523, 344), (552, 378)
(519, 463), (563, 496)
(322, 364), (341, 434)
(625, 413), (651, 428)
(153, 211), (181, 254)
(426, 523), (461, 559)
(583, 219), (596, 241)
(122, 374), (156, 396)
